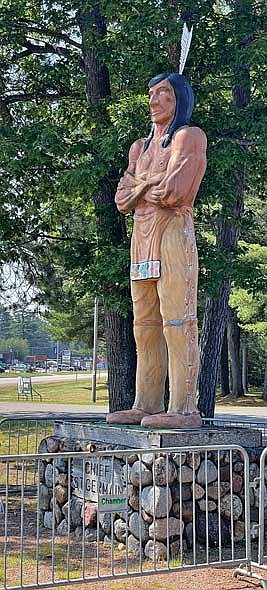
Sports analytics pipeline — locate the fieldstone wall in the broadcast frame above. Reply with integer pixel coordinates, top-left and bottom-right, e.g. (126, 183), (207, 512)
(38, 436), (265, 560)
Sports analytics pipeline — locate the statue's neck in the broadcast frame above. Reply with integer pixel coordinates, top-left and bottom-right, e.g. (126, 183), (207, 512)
(153, 122), (170, 140)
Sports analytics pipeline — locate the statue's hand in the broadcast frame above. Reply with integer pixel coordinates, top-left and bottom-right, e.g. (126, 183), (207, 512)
(117, 171), (135, 192)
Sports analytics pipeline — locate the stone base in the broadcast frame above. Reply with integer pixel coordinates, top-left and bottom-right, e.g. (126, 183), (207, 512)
(54, 415), (262, 449)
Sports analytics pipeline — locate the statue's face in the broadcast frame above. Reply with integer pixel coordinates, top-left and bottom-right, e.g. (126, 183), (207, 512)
(149, 79), (176, 126)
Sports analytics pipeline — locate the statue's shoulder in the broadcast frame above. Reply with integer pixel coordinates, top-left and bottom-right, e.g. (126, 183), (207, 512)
(129, 138), (145, 160)
(173, 126), (207, 150)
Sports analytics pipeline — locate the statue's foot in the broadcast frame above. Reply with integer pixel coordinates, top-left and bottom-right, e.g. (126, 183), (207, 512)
(106, 408), (151, 425)
(140, 412), (202, 429)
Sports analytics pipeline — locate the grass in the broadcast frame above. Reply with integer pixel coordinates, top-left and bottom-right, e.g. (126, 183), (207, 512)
(0, 377), (109, 405)
(0, 418), (54, 455)
(216, 389), (267, 407)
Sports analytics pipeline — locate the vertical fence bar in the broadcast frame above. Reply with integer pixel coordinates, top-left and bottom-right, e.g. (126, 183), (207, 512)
(96, 454), (101, 580)
(192, 451), (196, 567)
(51, 459), (56, 584)
(82, 456), (86, 580)
(230, 449), (234, 561)
(111, 453), (115, 577)
(166, 452), (170, 568)
(258, 449), (266, 565)
(205, 450), (209, 564)
(36, 459), (41, 586)
(34, 421), (39, 485)
(67, 457), (71, 581)
(26, 421), (30, 453)
(179, 452), (183, 567)
(16, 421), (21, 489)
(243, 448), (251, 567)
(125, 454), (129, 576)
(217, 449), (222, 563)
(4, 459), (9, 589)
(20, 459), (25, 587)
(138, 452), (142, 574)
(152, 452), (156, 572)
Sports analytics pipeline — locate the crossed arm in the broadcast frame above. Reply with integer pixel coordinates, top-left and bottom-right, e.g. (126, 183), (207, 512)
(115, 127), (207, 213)
(145, 128), (207, 208)
(115, 140), (153, 213)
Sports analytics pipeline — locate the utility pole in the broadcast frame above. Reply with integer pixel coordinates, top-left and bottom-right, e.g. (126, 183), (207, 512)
(92, 297), (98, 402)
(56, 341), (60, 371)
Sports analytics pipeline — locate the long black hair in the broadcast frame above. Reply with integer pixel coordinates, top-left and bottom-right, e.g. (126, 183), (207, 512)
(144, 73), (194, 151)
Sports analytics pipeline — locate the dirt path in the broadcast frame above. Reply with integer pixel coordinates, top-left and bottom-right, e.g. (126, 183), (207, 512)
(41, 567), (264, 590)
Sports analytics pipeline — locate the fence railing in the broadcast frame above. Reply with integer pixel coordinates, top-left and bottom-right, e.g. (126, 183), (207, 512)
(0, 414), (105, 454)
(0, 444), (253, 590)
(258, 446), (267, 567)
(2, 414), (267, 588)
(0, 415), (105, 493)
(203, 416), (267, 446)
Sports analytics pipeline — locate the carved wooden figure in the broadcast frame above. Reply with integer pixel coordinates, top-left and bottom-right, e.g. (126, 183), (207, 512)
(107, 72), (207, 428)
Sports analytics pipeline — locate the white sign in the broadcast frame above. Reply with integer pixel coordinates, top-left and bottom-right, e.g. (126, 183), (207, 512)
(72, 457), (126, 502)
(98, 494), (128, 513)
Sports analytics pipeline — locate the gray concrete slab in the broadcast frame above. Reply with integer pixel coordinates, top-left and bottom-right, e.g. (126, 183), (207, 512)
(0, 400), (267, 422)
(56, 419), (262, 449)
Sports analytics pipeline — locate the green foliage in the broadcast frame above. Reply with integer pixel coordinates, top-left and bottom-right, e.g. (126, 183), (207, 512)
(229, 240), (267, 388)
(45, 292), (104, 347)
(0, 337), (29, 360)
(0, 0), (266, 357)
(0, 302), (55, 357)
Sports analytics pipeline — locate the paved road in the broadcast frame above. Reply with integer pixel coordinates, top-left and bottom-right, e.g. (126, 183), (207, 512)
(0, 372), (107, 387)
(0, 400), (267, 422)
(0, 401), (107, 416)
(2, 374), (265, 422)
(215, 406), (267, 422)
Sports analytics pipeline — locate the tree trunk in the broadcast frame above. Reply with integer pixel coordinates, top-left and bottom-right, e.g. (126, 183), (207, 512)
(77, 4), (110, 105)
(220, 326), (230, 396)
(77, 3), (136, 410)
(242, 342), (248, 393)
(105, 309), (136, 412)
(228, 307), (244, 398)
(262, 356), (267, 400)
(198, 283), (230, 417)
(198, 25), (250, 417)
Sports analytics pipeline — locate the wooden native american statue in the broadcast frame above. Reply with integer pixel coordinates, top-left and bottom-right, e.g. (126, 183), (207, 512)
(107, 25), (207, 428)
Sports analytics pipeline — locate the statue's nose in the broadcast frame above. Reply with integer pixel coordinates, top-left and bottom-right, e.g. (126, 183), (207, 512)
(149, 94), (158, 106)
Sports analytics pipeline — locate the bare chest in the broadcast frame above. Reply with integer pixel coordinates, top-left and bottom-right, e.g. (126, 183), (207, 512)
(136, 142), (172, 176)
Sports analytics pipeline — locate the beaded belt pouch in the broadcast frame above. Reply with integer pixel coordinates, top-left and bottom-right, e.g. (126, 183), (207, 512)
(130, 260), (161, 281)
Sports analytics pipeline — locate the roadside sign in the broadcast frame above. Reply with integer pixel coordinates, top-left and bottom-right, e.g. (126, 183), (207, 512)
(98, 494), (128, 513)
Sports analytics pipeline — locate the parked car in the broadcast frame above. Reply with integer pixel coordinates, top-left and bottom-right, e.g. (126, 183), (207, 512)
(57, 364), (75, 371)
